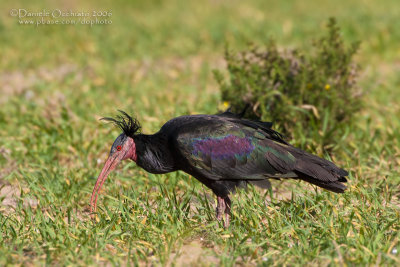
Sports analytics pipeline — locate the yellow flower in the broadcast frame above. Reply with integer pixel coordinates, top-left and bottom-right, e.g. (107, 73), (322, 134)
(325, 84), (331, 90)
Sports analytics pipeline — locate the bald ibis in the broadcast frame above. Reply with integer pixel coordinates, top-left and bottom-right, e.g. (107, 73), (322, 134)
(90, 110), (348, 227)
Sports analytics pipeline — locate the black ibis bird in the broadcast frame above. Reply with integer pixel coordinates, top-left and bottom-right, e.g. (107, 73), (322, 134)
(90, 110), (348, 227)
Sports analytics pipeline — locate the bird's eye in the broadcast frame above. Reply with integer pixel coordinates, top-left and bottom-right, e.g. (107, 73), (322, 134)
(116, 145), (122, 151)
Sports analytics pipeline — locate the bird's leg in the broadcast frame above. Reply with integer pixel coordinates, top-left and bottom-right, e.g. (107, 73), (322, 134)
(223, 197), (231, 228)
(216, 196), (231, 228)
(216, 196), (226, 221)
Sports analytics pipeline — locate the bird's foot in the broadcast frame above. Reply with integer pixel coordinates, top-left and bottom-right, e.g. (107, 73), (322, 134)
(216, 196), (231, 228)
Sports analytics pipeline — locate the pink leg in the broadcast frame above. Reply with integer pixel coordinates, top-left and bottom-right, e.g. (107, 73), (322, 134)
(216, 196), (231, 227)
(224, 197), (231, 228)
(216, 196), (225, 221)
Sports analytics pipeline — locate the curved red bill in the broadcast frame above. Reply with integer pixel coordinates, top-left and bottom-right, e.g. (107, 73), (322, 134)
(90, 155), (121, 213)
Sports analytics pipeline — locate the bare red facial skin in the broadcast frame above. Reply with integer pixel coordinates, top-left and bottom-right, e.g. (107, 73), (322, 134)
(90, 138), (136, 214)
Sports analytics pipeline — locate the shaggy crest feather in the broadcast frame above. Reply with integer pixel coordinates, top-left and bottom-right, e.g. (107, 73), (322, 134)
(101, 110), (141, 137)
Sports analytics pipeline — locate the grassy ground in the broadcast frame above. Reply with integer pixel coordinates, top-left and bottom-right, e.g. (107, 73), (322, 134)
(0, 0), (399, 266)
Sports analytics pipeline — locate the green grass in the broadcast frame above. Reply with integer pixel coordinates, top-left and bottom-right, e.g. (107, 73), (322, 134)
(0, 0), (399, 266)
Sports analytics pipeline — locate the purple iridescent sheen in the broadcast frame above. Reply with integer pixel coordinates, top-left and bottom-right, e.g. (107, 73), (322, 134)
(192, 134), (255, 159)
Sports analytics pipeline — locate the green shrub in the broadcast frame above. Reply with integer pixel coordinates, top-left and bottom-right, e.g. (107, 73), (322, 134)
(214, 18), (362, 154)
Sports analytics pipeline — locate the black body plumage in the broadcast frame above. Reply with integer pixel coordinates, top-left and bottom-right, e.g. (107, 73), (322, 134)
(112, 110), (348, 198)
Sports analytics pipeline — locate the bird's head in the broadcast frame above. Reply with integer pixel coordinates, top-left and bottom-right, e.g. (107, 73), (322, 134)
(90, 111), (141, 213)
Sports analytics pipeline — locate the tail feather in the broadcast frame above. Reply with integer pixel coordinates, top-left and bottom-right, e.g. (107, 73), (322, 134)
(297, 174), (347, 193)
(290, 148), (348, 193)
